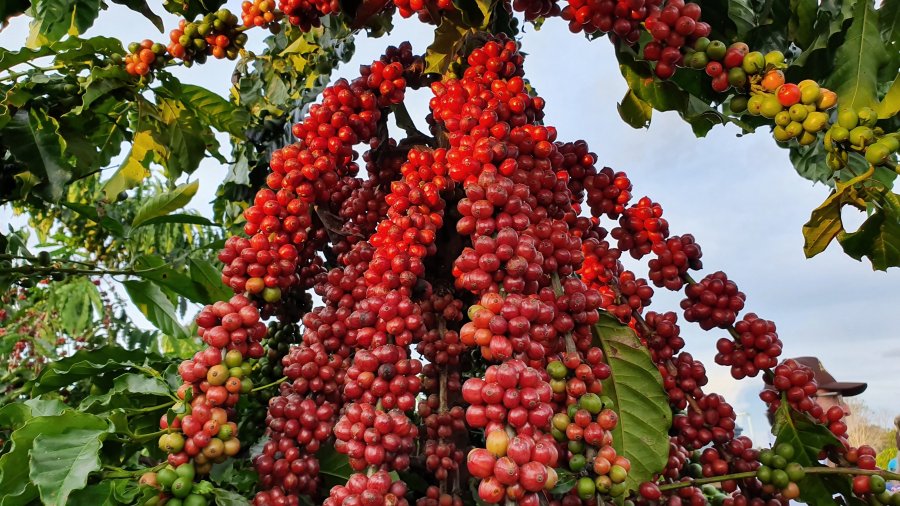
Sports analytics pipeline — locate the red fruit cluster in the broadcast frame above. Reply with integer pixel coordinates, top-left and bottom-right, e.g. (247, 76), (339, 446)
(278, 0), (335, 31)
(640, 310), (685, 363)
(561, 0), (662, 42)
(612, 196), (670, 260)
(672, 392), (736, 449)
(648, 234), (703, 290)
(715, 313), (783, 379)
(323, 471), (410, 506)
(333, 402), (418, 471)
(124, 39), (167, 76)
(393, 0), (454, 22)
(342, 345), (422, 410)
(643, 0), (711, 79)
(546, 349), (610, 407)
(759, 359), (826, 425)
(462, 360), (554, 432)
(681, 270), (746, 329)
(192, 296), (267, 365)
(467, 433), (560, 504)
(253, 438), (321, 498)
(265, 394), (336, 453)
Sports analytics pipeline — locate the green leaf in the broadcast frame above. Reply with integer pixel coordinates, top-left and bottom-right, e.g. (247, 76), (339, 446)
(726, 0), (757, 39)
(28, 0), (103, 45)
(789, 143), (834, 185)
(5, 109), (72, 202)
(131, 180), (199, 228)
(162, 0), (226, 18)
(617, 89), (652, 129)
(74, 65), (132, 114)
(0, 46), (54, 72)
(826, 0), (890, 111)
(838, 205), (900, 270)
(132, 254), (207, 303)
(79, 372), (171, 412)
(136, 213), (217, 228)
(593, 312), (671, 495)
(0, 412), (107, 506)
(102, 130), (164, 201)
(549, 468), (577, 495)
(123, 279), (190, 339)
(211, 487), (252, 506)
(190, 257), (232, 303)
(876, 75), (900, 119)
(0, 399), (66, 429)
(802, 191), (845, 257)
(317, 445), (353, 489)
(33, 345), (157, 394)
(788, 0), (817, 49)
(158, 82), (251, 137)
(424, 14), (475, 75)
(61, 202), (126, 237)
(110, 0), (164, 31)
(67, 481), (117, 506)
(30, 428), (105, 506)
(880, 0), (899, 67)
(772, 403), (854, 504)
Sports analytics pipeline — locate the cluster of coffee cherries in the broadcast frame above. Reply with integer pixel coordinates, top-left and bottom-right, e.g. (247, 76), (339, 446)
(333, 402), (418, 471)
(141, 462), (207, 506)
(680, 271), (745, 330)
(467, 429), (561, 504)
(165, 10), (248, 64)
(826, 107), (899, 170)
(548, 386), (630, 500)
(124, 40), (168, 76)
(641, 1), (712, 79)
(755, 443), (805, 500)
(759, 359), (825, 426)
(561, 0), (661, 41)
(241, 0), (281, 29)
(715, 313), (782, 379)
(322, 471), (410, 506)
(742, 73), (837, 146)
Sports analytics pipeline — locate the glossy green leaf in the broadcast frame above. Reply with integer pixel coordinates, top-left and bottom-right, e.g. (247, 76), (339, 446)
(135, 213), (217, 228)
(131, 181), (199, 228)
(876, 75), (900, 119)
(79, 372), (171, 412)
(61, 202), (126, 237)
(772, 403), (856, 504)
(317, 445), (353, 489)
(0, 46), (54, 72)
(593, 312), (671, 494)
(67, 482), (117, 506)
(0, 399), (66, 429)
(0, 412), (107, 506)
(617, 89), (652, 129)
(802, 190), (845, 258)
(33, 345), (157, 394)
(190, 257), (232, 303)
(789, 143), (834, 185)
(102, 130), (164, 201)
(159, 82), (251, 137)
(132, 254), (207, 303)
(788, 0), (817, 49)
(123, 279), (190, 339)
(838, 204), (900, 270)
(28, 0), (103, 45)
(75, 65), (132, 114)
(826, 0), (890, 111)
(5, 109), (72, 202)
(424, 14), (475, 75)
(726, 0), (757, 39)
(881, 0), (899, 68)
(161, 0), (226, 18)
(30, 428), (105, 505)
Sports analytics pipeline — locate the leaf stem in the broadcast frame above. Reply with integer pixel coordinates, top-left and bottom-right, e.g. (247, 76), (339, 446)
(657, 466), (900, 492)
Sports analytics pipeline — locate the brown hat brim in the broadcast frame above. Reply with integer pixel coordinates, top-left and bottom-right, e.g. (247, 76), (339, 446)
(819, 381), (867, 397)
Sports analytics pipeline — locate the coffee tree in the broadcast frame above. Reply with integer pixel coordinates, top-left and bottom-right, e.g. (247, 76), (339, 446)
(0, 0), (898, 505)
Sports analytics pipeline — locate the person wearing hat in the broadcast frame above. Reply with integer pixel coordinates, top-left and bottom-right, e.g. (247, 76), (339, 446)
(791, 356), (868, 419)
(764, 356), (868, 430)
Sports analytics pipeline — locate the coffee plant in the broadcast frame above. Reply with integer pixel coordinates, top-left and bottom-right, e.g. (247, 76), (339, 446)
(0, 0), (898, 505)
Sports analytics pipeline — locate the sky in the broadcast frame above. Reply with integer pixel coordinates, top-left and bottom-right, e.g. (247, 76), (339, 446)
(1, 4), (897, 446)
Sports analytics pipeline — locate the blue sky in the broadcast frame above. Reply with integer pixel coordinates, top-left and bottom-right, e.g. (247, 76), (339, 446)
(1, 5), (897, 445)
